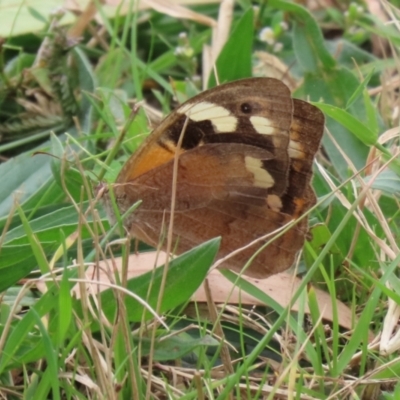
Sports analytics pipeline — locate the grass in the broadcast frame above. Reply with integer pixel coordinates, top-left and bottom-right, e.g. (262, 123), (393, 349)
(1, 0), (400, 399)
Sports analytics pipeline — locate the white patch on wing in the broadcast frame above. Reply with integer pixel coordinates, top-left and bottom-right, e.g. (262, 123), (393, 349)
(267, 194), (282, 212)
(178, 101), (237, 133)
(249, 116), (276, 135)
(288, 140), (306, 160)
(245, 156), (274, 188)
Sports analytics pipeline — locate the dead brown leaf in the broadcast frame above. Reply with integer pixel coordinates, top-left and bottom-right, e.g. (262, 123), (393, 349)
(36, 250), (356, 331)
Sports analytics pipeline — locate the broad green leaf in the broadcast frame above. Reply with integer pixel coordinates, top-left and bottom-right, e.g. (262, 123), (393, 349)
(0, 1), (74, 37)
(0, 203), (107, 291)
(208, 8), (253, 87)
(5, 53), (35, 77)
(0, 243), (57, 293)
(300, 69), (370, 178)
(316, 103), (377, 146)
(270, 0), (335, 71)
(4, 203), (97, 245)
(99, 238), (220, 324)
(0, 151), (53, 217)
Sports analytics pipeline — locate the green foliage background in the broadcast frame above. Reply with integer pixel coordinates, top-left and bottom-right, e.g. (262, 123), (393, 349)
(0, 1), (400, 398)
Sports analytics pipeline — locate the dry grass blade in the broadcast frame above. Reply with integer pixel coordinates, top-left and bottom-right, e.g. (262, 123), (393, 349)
(66, 0), (218, 26)
(142, 0), (217, 26)
(203, 0), (234, 84)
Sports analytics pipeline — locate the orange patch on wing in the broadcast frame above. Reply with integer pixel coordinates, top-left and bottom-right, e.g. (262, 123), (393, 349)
(293, 197), (306, 217)
(125, 144), (176, 181)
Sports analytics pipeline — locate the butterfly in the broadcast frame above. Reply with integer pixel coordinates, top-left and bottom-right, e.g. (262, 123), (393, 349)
(103, 78), (324, 278)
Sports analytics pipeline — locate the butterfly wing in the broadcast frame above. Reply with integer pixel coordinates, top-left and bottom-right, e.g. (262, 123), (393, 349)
(111, 78), (324, 278)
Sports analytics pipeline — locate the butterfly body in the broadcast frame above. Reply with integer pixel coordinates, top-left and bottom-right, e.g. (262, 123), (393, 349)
(107, 78), (324, 278)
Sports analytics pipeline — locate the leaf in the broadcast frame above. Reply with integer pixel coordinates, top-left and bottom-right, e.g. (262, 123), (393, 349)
(0, 243), (57, 293)
(27, 6), (47, 24)
(99, 238), (220, 324)
(4, 204), (92, 245)
(363, 170), (400, 195)
(0, 1), (57, 37)
(0, 151), (53, 218)
(58, 267), (72, 346)
(17, 205), (50, 276)
(58, 250), (356, 331)
(316, 103), (378, 146)
(137, 332), (219, 361)
(0, 203), (106, 292)
(208, 8), (253, 87)
(270, 0), (335, 71)
(300, 70), (370, 178)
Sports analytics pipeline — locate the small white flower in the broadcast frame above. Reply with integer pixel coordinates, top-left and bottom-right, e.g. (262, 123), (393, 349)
(174, 46), (194, 58)
(280, 21), (289, 31)
(259, 27), (275, 45)
(273, 42), (283, 53)
(174, 46), (185, 56)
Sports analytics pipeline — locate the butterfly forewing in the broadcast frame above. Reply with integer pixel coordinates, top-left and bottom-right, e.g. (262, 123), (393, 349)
(117, 78), (293, 196)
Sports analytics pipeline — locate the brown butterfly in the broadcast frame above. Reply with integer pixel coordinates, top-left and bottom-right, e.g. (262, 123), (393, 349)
(104, 78), (324, 278)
